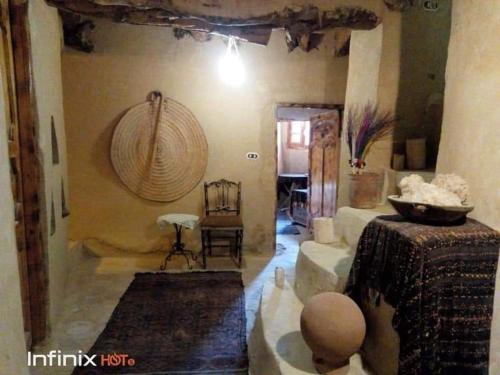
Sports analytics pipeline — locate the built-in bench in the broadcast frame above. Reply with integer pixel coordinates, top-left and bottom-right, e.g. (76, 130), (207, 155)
(254, 205), (395, 374)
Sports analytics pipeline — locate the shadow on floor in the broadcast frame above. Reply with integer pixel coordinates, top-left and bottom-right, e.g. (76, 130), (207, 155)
(276, 331), (316, 373)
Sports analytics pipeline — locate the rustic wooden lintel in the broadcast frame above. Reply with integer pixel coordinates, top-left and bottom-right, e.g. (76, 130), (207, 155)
(46, 1), (380, 53)
(59, 10), (95, 53)
(383, 0), (417, 11)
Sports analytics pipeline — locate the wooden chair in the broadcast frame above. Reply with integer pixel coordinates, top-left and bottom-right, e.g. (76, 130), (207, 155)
(200, 179), (243, 268)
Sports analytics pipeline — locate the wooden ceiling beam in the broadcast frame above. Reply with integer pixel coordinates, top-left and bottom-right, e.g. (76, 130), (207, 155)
(383, 0), (417, 11)
(47, 0), (380, 53)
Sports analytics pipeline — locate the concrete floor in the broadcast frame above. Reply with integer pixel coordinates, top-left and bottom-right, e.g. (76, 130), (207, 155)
(32, 228), (309, 375)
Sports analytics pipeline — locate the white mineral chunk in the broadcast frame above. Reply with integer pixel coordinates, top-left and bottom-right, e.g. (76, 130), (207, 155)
(431, 173), (470, 204)
(398, 174), (463, 206)
(399, 174), (425, 197)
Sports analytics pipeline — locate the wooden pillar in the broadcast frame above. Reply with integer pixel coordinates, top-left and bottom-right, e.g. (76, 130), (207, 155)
(9, 0), (47, 345)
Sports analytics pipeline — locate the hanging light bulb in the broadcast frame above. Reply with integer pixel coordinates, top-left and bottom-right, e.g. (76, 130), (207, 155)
(218, 37), (245, 87)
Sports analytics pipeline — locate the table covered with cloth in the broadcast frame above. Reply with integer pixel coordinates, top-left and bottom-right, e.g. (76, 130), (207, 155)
(345, 215), (500, 375)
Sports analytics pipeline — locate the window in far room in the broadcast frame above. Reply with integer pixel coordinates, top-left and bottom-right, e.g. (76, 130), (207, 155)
(287, 121), (310, 149)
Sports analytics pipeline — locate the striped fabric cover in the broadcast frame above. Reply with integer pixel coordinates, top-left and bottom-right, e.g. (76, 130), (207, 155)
(345, 215), (500, 375)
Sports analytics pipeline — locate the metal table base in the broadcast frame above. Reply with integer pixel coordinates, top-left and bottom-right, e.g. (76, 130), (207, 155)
(160, 223), (197, 270)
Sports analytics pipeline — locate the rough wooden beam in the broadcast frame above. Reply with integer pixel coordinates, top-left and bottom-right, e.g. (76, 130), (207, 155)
(333, 28), (351, 57)
(0, 0), (33, 346)
(383, 0), (417, 11)
(59, 10), (95, 53)
(10, 0), (48, 345)
(47, 0), (379, 52)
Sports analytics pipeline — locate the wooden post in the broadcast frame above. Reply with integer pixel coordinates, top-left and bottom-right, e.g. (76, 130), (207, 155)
(9, 0), (47, 345)
(0, 0), (32, 346)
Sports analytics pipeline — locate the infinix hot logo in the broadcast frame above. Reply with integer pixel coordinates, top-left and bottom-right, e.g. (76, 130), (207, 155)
(100, 354), (136, 366)
(28, 351), (136, 367)
(28, 351), (98, 367)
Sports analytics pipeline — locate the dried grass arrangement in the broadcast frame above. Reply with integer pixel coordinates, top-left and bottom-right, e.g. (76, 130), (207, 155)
(346, 103), (396, 173)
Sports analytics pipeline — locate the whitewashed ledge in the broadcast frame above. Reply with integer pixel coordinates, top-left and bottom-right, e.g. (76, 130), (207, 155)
(334, 205), (395, 250)
(295, 205), (395, 304)
(295, 241), (353, 304)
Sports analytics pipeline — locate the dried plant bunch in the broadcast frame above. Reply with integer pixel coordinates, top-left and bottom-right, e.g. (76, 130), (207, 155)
(346, 103), (396, 172)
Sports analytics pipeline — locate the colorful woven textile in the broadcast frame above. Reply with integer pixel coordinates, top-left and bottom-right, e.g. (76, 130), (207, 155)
(345, 215), (500, 375)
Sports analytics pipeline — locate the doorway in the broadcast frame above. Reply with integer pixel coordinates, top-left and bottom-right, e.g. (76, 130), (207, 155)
(276, 119), (309, 236)
(274, 104), (342, 251)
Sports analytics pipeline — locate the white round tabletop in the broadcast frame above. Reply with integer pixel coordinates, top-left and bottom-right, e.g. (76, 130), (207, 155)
(157, 213), (199, 230)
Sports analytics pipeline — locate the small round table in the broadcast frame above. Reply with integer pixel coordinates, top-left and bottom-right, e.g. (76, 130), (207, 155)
(157, 214), (199, 269)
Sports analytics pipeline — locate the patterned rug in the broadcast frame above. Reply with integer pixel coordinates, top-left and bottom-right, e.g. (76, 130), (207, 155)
(72, 272), (248, 374)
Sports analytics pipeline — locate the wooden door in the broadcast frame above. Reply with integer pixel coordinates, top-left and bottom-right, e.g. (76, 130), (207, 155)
(308, 110), (340, 224)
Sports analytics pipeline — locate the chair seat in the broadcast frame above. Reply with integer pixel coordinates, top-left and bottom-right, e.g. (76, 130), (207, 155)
(200, 215), (243, 229)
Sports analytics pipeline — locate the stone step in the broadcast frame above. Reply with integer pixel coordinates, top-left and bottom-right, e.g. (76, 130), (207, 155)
(294, 240), (353, 304)
(294, 206), (395, 304)
(334, 206), (395, 250)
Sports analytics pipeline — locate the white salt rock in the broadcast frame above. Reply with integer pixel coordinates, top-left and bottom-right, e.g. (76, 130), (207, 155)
(399, 174), (425, 197)
(431, 173), (470, 204)
(398, 174), (462, 206)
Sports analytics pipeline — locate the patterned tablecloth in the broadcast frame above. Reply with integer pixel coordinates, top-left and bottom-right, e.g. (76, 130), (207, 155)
(345, 215), (500, 375)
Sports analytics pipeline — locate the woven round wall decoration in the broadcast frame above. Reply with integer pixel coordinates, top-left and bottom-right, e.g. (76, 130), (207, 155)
(111, 92), (208, 202)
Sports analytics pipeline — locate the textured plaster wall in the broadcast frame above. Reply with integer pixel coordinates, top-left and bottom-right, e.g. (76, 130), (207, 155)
(29, 0), (69, 325)
(377, 9), (401, 120)
(437, 1), (500, 231)
(437, 4), (500, 370)
(394, 0), (451, 167)
(337, 24), (384, 209)
(0, 37), (29, 375)
(62, 22), (349, 254)
(337, 9), (401, 209)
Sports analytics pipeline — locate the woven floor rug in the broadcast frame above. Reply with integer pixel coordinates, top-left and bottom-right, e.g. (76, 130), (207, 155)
(72, 271), (248, 374)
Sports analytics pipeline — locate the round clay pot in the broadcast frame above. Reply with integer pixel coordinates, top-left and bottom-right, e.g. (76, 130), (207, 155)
(349, 172), (379, 209)
(300, 292), (366, 372)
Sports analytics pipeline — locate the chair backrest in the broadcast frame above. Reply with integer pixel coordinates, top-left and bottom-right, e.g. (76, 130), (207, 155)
(204, 179), (241, 216)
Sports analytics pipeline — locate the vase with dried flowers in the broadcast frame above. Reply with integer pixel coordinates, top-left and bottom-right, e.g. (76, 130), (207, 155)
(345, 103), (396, 208)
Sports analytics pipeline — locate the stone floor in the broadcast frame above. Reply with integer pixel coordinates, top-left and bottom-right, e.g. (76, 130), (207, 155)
(32, 228), (309, 375)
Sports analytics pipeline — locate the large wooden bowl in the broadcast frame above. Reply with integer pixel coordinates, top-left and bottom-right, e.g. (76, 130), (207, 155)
(387, 195), (474, 225)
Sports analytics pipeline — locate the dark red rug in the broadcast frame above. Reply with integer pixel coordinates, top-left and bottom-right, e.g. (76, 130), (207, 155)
(72, 271), (248, 374)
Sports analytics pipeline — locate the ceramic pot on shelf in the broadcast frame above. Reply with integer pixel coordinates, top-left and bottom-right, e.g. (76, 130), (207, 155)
(406, 138), (426, 170)
(392, 153), (405, 171)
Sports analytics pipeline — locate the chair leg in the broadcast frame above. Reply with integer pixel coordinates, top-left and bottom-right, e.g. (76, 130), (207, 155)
(237, 229), (243, 268)
(201, 230), (207, 269)
(208, 230), (212, 256)
(230, 231), (235, 259)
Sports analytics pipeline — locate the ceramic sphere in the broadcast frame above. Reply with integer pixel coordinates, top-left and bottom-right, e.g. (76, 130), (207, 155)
(300, 292), (366, 367)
